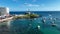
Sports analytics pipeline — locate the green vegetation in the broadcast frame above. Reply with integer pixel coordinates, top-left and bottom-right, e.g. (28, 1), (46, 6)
(25, 14), (40, 18)
(13, 15), (29, 19)
(13, 12), (41, 19)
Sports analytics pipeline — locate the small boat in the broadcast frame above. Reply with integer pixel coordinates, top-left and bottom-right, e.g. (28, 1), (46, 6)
(51, 24), (57, 27)
(51, 21), (57, 27)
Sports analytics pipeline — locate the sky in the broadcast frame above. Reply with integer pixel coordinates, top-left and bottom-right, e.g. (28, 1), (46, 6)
(0, 0), (60, 11)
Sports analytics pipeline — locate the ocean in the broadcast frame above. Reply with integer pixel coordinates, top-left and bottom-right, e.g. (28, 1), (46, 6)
(0, 11), (60, 34)
(10, 11), (60, 18)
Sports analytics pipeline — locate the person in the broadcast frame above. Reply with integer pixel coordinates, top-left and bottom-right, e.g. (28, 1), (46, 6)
(53, 18), (56, 21)
(37, 25), (40, 30)
(42, 17), (46, 23)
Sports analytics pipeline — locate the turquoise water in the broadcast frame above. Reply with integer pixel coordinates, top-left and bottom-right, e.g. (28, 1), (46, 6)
(0, 11), (60, 34)
(9, 11), (60, 34)
(9, 17), (60, 34)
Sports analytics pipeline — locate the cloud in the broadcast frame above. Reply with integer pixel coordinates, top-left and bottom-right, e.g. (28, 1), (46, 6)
(28, 4), (40, 7)
(24, 3), (40, 7)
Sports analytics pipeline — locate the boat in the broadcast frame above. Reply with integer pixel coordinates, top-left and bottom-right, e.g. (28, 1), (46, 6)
(51, 24), (57, 27)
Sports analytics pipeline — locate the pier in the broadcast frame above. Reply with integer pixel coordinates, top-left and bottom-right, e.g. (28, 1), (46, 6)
(0, 17), (13, 22)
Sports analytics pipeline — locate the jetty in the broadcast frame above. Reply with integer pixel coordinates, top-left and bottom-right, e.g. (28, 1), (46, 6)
(0, 17), (13, 22)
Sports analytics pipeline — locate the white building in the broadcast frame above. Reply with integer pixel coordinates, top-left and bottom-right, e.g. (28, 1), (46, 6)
(0, 7), (9, 16)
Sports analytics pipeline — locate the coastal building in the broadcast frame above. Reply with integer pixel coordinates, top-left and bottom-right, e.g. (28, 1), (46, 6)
(0, 7), (9, 16)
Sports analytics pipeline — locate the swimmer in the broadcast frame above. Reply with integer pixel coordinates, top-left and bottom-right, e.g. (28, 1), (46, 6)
(49, 17), (52, 20)
(42, 19), (46, 23)
(29, 24), (32, 26)
(34, 18), (37, 20)
(49, 14), (52, 17)
(42, 17), (46, 23)
(37, 25), (40, 30)
(54, 18), (56, 21)
(48, 14), (53, 20)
